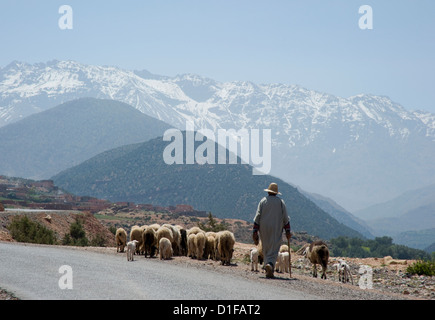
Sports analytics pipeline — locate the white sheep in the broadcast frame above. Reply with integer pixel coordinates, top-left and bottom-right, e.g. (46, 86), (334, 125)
(338, 259), (354, 285)
(159, 237), (173, 260)
(250, 248), (259, 272)
(275, 244), (289, 271)
(126, 240), (139, 261)
(277, 251), (290, 273)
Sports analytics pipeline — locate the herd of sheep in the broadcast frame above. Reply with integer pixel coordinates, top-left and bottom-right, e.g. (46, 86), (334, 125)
(115, 224), (351, 283)
(115, 223), (236, 266)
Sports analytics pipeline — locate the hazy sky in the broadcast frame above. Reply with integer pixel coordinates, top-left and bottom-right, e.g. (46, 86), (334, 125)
(1, 0), (434, 113)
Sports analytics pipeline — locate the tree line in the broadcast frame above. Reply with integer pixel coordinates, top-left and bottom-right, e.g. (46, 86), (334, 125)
(329, 236), (431, 260)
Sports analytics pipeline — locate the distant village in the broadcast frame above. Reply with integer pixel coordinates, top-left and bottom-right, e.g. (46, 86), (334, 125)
(0, 176), (207, 217)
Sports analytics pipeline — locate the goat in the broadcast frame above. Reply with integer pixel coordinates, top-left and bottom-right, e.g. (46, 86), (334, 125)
(305, 241), (329, 279)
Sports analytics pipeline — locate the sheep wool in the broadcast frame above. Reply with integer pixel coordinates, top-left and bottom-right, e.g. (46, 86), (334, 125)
(203, 235), (216, 260)
(126, 240), (139, 261)
(217, 230), (235, 266)
(156, 226), (174, 246)
(115, 228), (127, 253)
(143, 226), (157, 258)
(250, 248), (259, 272)
(176, 226), (188, 256)
(277, 252), (290, 273)
(130, 226), (144, 254)
(187, 233), (197, 259)
(306, 241), (329, 279)
(159, 237), (173, 260)
(194, 232), (206, 260)
(162, 224), (181, 256)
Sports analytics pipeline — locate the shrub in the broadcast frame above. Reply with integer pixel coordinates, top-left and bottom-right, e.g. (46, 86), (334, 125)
(406, 260), (435, 276)
(8, 215), (56, 245)
(62, 217), (89, 246)
(197, 212), (228, 232)
(90, 233), (107, 247)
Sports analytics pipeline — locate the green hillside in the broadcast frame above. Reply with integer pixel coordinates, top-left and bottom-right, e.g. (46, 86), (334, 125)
(52, 134), (363, 240)
(0, 98), (172, 179)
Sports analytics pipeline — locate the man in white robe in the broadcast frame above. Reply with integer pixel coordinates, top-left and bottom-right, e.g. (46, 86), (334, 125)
(253, 183), (291, 278)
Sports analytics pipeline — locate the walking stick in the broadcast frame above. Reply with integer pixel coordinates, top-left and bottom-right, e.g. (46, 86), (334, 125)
(288, 237), (292, 278)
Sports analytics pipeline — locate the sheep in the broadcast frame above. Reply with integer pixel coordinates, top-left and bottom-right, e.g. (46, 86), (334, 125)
(305, 241), (329, 279)
(250, 248), (259, 272)
(277, 251), (290, 273)
(159, 237), (173, 260)
(149, 223), (161, 232)
(205, 231), (217, 239)
(203, 235), (216, 260)
(337, 259), (354, 285)
(130, 226), (144, 255)
(275, 244), (289, 271)
(142, 226), (157, 258)
(187, 233), (197, 259)
(115, 228), (127, 253)
(187, 226), (205, 236)
(162, 223), (181, 256)
(176, 225), (188, 256)
(156, 226), (174, 253)
(194, 232), (206, 260)
(279, 244), (289, 253)
(216, 230), (235, 266)
(126, 240), (139, 261)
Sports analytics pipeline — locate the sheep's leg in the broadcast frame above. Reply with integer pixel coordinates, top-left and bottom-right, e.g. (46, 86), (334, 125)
(312, 264), (317, 277)
(321, 266), (327, 279)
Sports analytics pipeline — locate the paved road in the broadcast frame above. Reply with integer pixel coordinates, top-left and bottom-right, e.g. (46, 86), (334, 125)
(0, 242), (320, 300)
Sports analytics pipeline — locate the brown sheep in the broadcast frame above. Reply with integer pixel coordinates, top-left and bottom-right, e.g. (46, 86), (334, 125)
(187, 233), (197, 259)
(176, 225), (188, 256)
(194, 232), (206, 260)
(162, 224), (181, 256)
(187, 226), (205, 236)
(217, 230), (235, 266)
(130, 226), (144, 255)
(203, 235), (216, 260)
(305, 241), (329, 279)
(142, 226), (157, 257)
(115, 228), (127, 253)
(156, 226), (174, 251)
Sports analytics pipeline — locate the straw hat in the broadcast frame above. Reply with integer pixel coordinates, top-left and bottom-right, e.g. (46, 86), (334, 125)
(264, 183), (281, 195)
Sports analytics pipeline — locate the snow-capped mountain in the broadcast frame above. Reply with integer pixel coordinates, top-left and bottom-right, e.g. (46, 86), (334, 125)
(1, 60), (435, 211)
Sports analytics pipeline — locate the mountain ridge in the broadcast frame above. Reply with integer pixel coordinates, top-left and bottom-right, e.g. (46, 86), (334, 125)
(0, 98), (172, 179)
(2, 60), (435, 210)
(51, 133), (364, 240)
